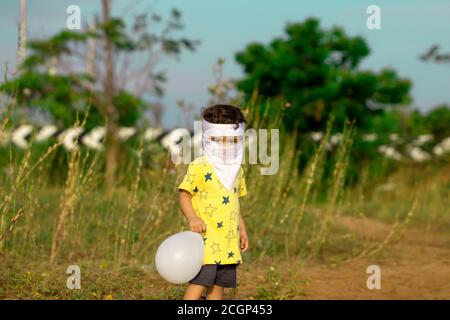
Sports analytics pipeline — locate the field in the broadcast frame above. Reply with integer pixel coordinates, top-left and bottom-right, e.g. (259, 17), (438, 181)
(1, 0), (450, 302)
(0, 121), (449, 300)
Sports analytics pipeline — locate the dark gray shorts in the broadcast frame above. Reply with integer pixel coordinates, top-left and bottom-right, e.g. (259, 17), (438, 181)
(189, 264), (237, 288)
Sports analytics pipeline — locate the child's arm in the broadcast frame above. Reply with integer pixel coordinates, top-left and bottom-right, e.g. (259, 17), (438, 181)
(179, 190), (206, 233)
(238, 209), (249, 252)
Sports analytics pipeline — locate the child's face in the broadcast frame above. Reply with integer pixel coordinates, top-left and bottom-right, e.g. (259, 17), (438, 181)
(208, 136), (242, 163)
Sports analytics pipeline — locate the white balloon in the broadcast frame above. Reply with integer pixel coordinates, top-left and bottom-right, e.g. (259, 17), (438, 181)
(155, 231), (204, 284)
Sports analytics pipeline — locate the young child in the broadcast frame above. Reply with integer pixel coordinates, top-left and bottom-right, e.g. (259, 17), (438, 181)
(178, 104), (249, 300)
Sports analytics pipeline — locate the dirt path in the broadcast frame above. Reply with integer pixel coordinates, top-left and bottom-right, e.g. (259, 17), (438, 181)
(232, 216), (450, 299)
(2, 215), (448, 299)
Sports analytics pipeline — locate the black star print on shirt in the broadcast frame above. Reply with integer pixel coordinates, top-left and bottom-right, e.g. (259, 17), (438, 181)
(217, 221), (224, 229)
(222, 196), (230, 204)
(193, 186), (199, 193)
(204, 172), (212, 182)
(228, 251), (234, 258)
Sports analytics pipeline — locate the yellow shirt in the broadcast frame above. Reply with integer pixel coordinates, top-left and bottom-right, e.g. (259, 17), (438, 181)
(178, 155), (247, 265)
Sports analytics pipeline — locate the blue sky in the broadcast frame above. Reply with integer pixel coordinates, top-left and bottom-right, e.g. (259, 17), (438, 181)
(1, 0), (449, 128)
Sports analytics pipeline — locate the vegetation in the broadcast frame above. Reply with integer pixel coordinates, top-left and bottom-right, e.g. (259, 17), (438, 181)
(0, 6), (449, 299)
(235, 18), (412, 133)
(0, 94), (449, 298)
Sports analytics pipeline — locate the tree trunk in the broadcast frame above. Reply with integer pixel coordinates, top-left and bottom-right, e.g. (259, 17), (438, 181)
(16, 0), (27, 73)
(102, 0), (119, 193)
(86, 19), (97, 76)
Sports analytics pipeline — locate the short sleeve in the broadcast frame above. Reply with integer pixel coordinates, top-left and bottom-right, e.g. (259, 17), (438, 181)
(238, 168), (247, 197)
(178, 162), (199, 196)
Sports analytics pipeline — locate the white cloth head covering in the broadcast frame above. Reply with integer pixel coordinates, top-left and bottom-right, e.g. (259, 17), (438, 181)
(202, 118), (245, 191)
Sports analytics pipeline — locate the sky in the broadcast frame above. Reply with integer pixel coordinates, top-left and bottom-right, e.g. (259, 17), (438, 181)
(1, 0), (449, 128)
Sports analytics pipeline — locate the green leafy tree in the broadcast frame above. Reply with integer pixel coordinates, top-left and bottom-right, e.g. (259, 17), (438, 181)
(405, 105), (450, 139)
(1, 1), (199, 189)
(365, 108), (404, 136)
(425, 105), (450, 138)
(235, 18), (412, 133)
(405, 110), (429, 136)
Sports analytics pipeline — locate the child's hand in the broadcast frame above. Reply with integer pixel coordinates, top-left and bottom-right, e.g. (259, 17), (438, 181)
(188, 215), (206, 233)
(239, 229), (249, 252)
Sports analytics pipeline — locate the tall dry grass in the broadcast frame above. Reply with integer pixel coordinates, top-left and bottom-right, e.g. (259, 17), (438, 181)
(0, 94), (448, 299)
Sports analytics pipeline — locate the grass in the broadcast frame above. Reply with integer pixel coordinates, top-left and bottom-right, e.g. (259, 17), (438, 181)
(0, 97), (449, 299)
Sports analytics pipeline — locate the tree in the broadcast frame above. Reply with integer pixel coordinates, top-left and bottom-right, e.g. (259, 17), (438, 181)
(1, 1), (199, 190)
(16, 0), (27, 73)
(235, 18), (412, 133)
(424, 105), (450, 138)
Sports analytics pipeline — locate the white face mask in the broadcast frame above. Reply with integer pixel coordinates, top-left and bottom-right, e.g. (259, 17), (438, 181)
(204, 136), (243, 164)
(202, 119), (245, 191)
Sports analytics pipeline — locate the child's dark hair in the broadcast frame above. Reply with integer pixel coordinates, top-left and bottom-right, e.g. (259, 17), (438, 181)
(201, 104), (246, 129)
